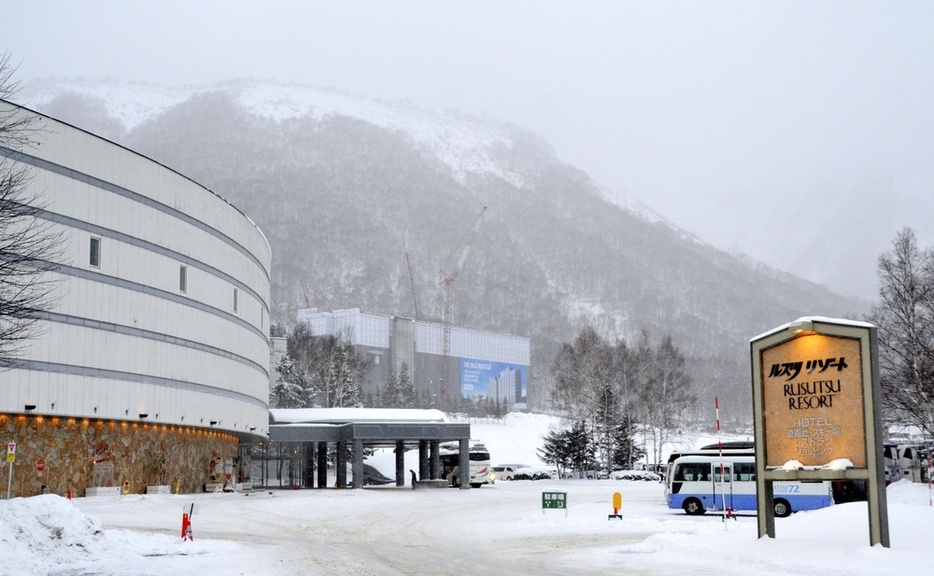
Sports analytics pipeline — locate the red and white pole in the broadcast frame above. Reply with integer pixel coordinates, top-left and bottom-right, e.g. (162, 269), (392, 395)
(715, 397), (731, 523)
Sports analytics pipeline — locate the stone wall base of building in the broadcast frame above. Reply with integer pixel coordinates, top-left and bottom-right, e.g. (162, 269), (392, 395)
(1, 414), (239, 497)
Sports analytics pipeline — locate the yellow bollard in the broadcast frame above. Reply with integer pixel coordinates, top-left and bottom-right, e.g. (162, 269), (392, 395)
(609, 492), (623, 520)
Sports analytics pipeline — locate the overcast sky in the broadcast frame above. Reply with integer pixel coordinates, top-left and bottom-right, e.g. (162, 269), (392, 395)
(5, 1), (933, 302)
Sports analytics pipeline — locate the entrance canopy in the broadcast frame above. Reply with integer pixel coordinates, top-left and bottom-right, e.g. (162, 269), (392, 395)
(268, 408), (470, 447)
(266, 408), (473, 489)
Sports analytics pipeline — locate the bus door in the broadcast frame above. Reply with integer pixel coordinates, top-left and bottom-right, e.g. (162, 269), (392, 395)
(712, 462), (734, 512)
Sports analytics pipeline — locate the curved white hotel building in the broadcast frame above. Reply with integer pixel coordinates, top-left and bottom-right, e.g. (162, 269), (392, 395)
(0, 101), (271, 496)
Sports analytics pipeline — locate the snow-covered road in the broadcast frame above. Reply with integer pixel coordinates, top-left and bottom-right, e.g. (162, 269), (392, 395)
(71, 479), (706, 575)
(6, 476), (934, 575)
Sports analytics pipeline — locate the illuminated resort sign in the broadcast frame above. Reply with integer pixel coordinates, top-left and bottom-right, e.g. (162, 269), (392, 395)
(750, 317), (888, 547)
(761, 333), (865, 467)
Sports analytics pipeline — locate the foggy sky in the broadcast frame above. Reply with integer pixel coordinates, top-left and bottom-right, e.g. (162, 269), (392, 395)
(5, 1), (934, 302)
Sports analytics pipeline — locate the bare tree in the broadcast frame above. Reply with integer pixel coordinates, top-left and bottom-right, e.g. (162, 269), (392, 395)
(0, 52), (62, 365)
(634, 333), (695, 466)
(550, 326), (643, 474)
(868, 228), (934, 437)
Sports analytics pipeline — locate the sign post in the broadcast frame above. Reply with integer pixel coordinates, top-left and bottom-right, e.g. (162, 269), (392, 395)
(542, 490), (567, 517)
(6, 441), (15, 500)
(750, 317), (889, 546)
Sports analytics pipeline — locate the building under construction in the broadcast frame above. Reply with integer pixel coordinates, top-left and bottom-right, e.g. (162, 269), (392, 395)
(296, 308), (531, 411)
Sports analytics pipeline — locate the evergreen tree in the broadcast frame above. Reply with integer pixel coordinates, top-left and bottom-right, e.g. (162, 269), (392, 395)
(537, 420), (596, 478)
(382, 371), (400, 408)
(383, 362), (419, 408)
(610, 416), (644, 470)
(567, 420), (597, 474)
(271, 355), (305, 408)
(397, 362), (417, 407)
(329, 343), (360, 408)
(538, 427), (574, 478)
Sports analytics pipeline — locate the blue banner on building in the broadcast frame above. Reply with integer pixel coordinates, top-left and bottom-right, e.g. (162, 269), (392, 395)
(460, 358), (527, 405)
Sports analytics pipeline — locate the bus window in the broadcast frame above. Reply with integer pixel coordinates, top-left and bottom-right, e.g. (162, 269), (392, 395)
(674, 462), (710, 482)
(714, 465), (732, 483)
(734, 462), (756, 482)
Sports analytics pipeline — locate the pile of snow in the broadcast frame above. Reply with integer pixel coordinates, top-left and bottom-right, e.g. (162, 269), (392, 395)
(0, 495), (105, 572)
(0, 494), (248, 575)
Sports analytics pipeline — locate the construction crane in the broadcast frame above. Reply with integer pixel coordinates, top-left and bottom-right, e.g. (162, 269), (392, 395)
(403, 239), (420, 320)
(438, 205), (487, 407)
(299, 279), (312, 308)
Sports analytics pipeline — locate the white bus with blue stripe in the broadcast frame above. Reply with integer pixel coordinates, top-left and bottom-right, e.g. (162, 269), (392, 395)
(665, 455), (833, 517)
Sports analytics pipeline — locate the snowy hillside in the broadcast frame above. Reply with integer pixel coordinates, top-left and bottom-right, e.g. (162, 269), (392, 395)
(18, 78), (691, 229)
(12, 78), (867, 420)
(18, 79), (528, 188)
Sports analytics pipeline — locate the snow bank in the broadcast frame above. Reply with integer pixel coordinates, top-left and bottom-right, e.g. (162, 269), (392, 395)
(0, 494), (246, 576)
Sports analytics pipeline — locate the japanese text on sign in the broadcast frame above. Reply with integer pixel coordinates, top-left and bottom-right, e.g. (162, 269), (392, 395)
(761, 335), (865, 467)
(542, 491), (567, 509)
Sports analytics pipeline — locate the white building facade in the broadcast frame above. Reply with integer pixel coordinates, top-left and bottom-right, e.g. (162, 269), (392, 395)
(0, 102), (271, 496)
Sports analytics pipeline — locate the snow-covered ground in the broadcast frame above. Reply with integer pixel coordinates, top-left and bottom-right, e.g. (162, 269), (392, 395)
(2, 413), (933, 575)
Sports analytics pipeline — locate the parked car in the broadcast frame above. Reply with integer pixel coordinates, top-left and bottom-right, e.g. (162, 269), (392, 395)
(492, 465), (528, 481)
(363, 464), (395, 486)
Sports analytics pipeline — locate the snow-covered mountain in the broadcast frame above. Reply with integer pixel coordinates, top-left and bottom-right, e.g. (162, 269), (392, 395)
(12, 79), (866, 421)
(21, 79), (535, 187)
(19, 79), (684, 226)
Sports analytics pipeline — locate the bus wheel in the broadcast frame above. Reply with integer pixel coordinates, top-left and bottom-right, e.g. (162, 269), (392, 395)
(773, 499), (792, 518)
(683, 498), (705, 515)
(470, 483), (481, 488)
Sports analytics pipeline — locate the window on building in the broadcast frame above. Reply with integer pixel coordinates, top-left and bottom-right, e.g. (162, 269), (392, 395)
(233, 287), (238, 313)
(89, 237), (101, 268)
(179, 265), (187, 293)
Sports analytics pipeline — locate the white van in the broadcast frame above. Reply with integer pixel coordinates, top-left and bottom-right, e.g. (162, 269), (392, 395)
(492, 465), (527, 481)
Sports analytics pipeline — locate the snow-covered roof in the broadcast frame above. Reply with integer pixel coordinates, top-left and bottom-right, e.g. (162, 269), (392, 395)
(750, 316), (876, 342)
(269, 407), (448, 425)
